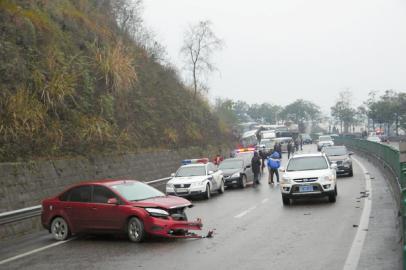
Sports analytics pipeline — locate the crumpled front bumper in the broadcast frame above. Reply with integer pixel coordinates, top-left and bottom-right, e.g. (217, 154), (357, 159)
(146, 217), (209, 238)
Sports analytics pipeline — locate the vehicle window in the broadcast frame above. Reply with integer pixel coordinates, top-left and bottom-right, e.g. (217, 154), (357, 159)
(287, 157), (329, 171)
(235, 152), (254, 164)
(208, 163), (216, 172)
(319, 136), (332, 141)
(323, 147), (347, 156)
(59, 190), (70, 201)
(219, 160), (243, 170)
(68, 186), (92, 202)
(92, 186), (118, 204)
(176, 166), (206, 177)
(264, 141), (275, 148)
(111, 181), (164, 201)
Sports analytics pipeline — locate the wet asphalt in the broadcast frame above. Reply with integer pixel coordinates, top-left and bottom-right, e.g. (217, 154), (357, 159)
(0, 145), (381, 270)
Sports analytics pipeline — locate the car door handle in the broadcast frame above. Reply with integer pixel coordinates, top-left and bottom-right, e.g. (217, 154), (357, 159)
(65, 206), (72, 210)
(91, 207), (97, 210)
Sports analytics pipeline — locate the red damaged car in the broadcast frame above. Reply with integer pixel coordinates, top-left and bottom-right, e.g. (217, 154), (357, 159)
(41, 180), (203, 242)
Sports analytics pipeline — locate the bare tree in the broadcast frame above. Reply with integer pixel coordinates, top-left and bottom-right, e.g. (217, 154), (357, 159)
(181, 20), (223, 99)
(112, 0), (143, 36)
(331, 90), (356, 133)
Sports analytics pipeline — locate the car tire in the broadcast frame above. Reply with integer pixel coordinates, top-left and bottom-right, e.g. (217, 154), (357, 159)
(240, 175), (247, 189)
(51, 217), (70, 241)
(282, 196), (290, 206)
(203, 184), (211, 200)
(127, 217), (145, 243)
(218, 179), (225, 194)
(348, 168), (353, 177)
(328, 189), (337, 203)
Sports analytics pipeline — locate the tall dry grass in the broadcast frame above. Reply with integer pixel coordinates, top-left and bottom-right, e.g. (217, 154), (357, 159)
(94, 40), (137, 94)
(0, 87), (46, 140)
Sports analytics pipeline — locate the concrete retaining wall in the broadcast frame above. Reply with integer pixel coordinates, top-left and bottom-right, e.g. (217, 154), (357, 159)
(0, 146), (229, 241)
(0, 151), (182, 213)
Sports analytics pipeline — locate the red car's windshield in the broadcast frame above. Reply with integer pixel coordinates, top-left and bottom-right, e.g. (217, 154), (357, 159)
(110, 181), (165, 201)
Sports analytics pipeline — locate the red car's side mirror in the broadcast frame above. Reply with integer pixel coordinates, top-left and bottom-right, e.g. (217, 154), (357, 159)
(107, 198), (118, 205)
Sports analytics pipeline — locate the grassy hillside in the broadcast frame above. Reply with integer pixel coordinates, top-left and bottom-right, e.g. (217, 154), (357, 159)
(0, 0), (235, 161)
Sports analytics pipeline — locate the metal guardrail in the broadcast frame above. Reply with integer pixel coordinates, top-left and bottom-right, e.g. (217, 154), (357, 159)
(0, 177), (172, 226)
(335, 137), (406, 270)
(0, 206), (42, 225)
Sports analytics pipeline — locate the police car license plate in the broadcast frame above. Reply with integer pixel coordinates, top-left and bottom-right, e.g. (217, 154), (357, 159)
(299, 186), (313, 192)
(175, 188), (188, 193)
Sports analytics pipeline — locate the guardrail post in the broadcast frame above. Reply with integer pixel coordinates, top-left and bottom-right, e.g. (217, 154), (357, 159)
(400, 142), (406, 269)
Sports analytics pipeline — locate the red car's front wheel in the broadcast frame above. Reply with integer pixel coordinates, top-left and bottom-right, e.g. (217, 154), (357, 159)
(127, 217), (145, 243)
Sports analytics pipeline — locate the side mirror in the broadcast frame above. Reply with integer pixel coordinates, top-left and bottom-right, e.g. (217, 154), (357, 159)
(331, 164), (338, 170)
(107, 198), (118, 205)
(171, 173), (176, 177)
(208, 170), (214, 175)
(348, 152), (354, 156)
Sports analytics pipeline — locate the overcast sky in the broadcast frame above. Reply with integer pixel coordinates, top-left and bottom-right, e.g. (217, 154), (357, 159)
(143, 0), (406, 113)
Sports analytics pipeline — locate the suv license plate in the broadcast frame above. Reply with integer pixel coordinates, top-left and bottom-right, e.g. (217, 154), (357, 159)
(176, 188), (188, 193)
(299, 186), (313, 192)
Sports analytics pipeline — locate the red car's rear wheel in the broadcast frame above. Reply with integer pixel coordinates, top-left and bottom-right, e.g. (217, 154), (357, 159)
(51, 217), (70, 241)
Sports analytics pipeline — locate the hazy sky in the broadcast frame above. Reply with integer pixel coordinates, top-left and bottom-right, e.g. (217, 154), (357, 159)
(143, 0), (406, 113)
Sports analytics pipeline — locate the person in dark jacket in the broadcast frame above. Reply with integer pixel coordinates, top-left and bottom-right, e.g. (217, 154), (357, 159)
(274, 142), (282, 158)
(267, 151), (281, 184)
(251, 151), (261, 185)
(259, 148), (268, 174)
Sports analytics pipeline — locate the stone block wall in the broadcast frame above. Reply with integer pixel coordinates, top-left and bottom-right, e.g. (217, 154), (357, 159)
(0, 146), (230, 241)
(0, 150), (184, 213)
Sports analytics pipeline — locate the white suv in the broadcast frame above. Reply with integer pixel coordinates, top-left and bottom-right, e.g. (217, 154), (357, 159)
(166, 159), (224, 199)
(279, 153), (337, 205)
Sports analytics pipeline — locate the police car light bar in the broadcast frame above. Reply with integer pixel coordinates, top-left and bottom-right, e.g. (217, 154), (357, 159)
(235, 147), (255, 153)
(182, 158), (209, 165)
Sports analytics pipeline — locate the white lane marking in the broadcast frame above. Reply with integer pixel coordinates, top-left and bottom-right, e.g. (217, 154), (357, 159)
(262, 198), (269, 204)
(0, 238), (75, 265)
(234, 205), (257, 218)
(343, 157), (372, 270)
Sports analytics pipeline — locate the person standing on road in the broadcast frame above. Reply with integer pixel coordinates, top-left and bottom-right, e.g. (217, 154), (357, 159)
(299, 135), (303, 150)
(274, 142), (282, 159)
(251, 151), (261, 186)
(287, 140), (294, 159)
(213, 154), (223, 166)
(294, 137), (300, 152)
(259, 148), (268, 174)
(267, 150), (281, 184)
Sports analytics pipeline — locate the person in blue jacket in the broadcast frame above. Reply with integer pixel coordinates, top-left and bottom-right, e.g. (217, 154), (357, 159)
(267, 151), (281, 184)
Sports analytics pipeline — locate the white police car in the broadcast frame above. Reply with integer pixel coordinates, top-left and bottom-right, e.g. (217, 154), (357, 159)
(166, 159), (225, 199)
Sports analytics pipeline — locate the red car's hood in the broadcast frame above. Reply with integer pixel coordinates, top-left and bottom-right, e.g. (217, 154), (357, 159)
(130, 196), (192, 209)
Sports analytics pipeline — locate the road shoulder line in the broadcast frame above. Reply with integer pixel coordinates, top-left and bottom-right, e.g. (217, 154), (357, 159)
(342, 157), (372, 270)
(0, 238), (75, 266)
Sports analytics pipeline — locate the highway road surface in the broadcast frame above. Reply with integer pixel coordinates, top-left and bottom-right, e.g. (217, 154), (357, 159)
(0, 145), (401, 270)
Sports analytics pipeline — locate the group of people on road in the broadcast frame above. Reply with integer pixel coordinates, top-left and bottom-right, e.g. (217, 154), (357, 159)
(251, 136), (304, 187)
(251, 143), (284, 186)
